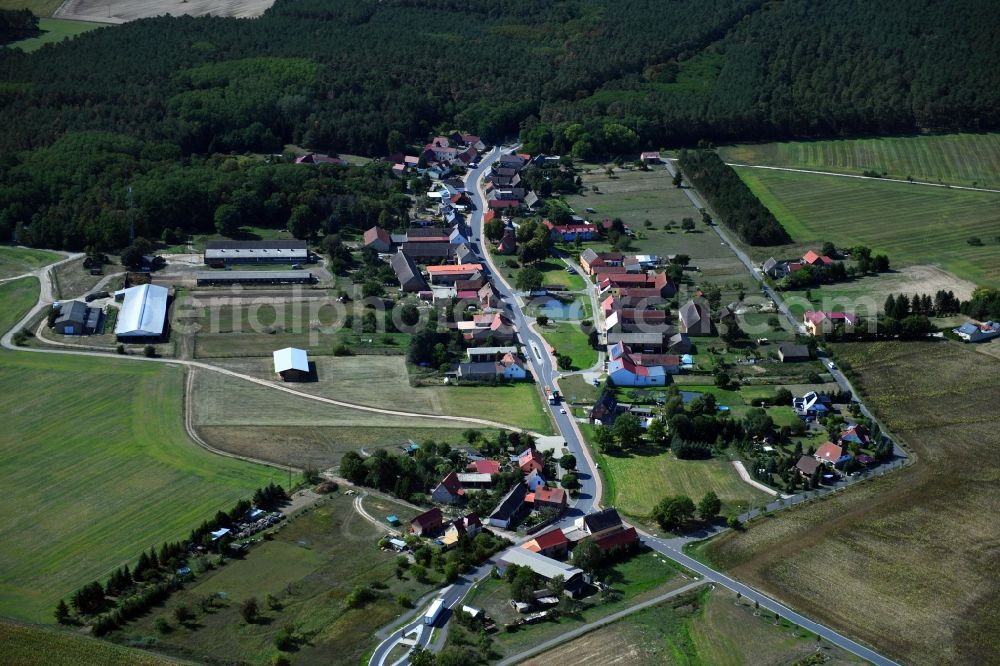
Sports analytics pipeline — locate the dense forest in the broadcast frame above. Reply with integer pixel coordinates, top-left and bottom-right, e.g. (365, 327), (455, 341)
(1, 0), (999, 249)
(0, 9), (38, 45)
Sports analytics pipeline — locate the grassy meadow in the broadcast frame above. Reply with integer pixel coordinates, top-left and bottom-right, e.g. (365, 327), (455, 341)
(115, 493), (438, 666)
(0, 276), (40, 331)
(0, 246), (61, 280)
(736, 167), (1000, 286)
(720, 132), (1000, 189)
(7, 18), (103, 52)
(522, 586), (862, 666)
(540, 322), (597, 370)
(701, 340), (1000, 665)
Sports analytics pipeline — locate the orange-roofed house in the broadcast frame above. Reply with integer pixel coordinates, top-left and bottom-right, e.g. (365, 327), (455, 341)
(814, 442), (849, 467)
(802, 250), (833, 266)
(532, 486), (566, 510)
(522, 528), (569, 558)
(467, 460), (501, 475)
(427, 263), (484, 284)
(518, 449), (544, 474)
(363, 226), (393, 253)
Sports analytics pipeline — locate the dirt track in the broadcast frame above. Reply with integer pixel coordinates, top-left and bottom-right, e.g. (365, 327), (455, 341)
(54, 0), (275, 23)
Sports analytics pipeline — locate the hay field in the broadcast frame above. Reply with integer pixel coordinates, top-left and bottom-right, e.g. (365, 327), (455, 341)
(737, 167), (1000, 286)
(0, 246), (61, 280)
(703, 340), (1000, 665)
(54, 0), (275, 22)
(720, 133), (1000, 189)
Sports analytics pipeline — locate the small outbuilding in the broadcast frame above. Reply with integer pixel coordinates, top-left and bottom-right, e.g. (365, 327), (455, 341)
(273, 347), (310, 381)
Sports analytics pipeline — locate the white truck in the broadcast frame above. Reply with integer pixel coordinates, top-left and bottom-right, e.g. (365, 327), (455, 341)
(424, 597), (445, 626)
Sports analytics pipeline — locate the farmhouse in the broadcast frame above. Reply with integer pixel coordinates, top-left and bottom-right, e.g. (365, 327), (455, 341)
(802, 250), (833, 266)
(401, 242), (455, 261)
(528, 485), (566, 511)
(585, 524), (640, 554)
(803, 310), (857, 336)
(410, 507), (444, 536)
(678, 300), (712, 336)
(195, 271), (313, 286)
(390, 251), (429, 292)
(115, 283), (168, 340)
(778, 343), (811, 362)
(456, 354), (527, 381)
(606, 341), (676, 386)
(204, 240), (308, 266)
(496, 547), (588, 597)
(517, 449), (545, 474)
(272, 347), (310, 381)
(52, 301), (102, 335)
(953, 320), (1000, 342)
(431, 471), (465, 504)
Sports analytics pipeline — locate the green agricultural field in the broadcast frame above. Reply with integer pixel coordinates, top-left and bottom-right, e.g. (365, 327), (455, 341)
(7, 18), (103, 52)
(0, 620), (182, 666)
(736, 167), (1000, 286)
(522, 586), (862, 666)
(720, 133), (1000, 189)
(702, 340), (1000, 665)
(0, 351), (273, 622)
(0, 246), (61, 280)
(0, 277), (40, 332)
(116, 493), (439, 666)
(579, 421), (766, 523)
(540, 322), (597, 370)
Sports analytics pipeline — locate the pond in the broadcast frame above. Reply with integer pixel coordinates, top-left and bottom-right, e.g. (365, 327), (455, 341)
(533, 296), (587, 320)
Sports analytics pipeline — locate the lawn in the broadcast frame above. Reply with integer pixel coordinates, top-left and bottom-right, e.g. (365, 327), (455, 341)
(702, 339), (1000, 665)
(460, 548), (688, 661)
(0, 246), (61, 280)
(735, 167), (1000, 286)
(522, 586), (862, 666)
(0, 276), (40, 333)
(558, 373), (601, 404)
(591, 439), (768, 521)
(116, 493), (440, 666)
(533, 260), (585, 290)
(720, 132), (1000, 190)
(7, 18), (104, 52)
(0, 621), (181, 666)
(0, 351), (273, 622)
(539, 322), (597, 371)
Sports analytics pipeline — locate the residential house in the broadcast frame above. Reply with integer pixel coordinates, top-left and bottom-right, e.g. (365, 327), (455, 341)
(792, 391), (830, 417)
(543, 218), (599, 242)
(427, 263), (483, 285)
(574, 507), (625, 536)
(487, 483), (529, 528)
(389, 251), (429, 292)
(52, 301), (101, 335)
(517, 449), (545, 475)
(431, 471), (465, 504)
(466, 346), (518, 362)
(522, 528), (569, 559)
(410, 507), (444, 536)
(678, 301), (712, 336)
(761, 257), (790, 278)
(666, 332), (692, 354)
(466, 459), (502, 475)
(803, 310), (857, 336)
(778, 343), (811, 362)
(529, 486), (567, 511)
(589, 390), (620, 425)
(442, 513), (483, 547)
(459, 312), (516, 344)
(953, 320), (1000, 342)
(579, 250), (625, 274)
(478, 282), (503, 310)
(454, 243), (477, 265)
(524, 468), (546, 492)
(815, 442), (850, 467)
(524, 192), (541, 209)
(455, 354), (527, 381)
(840, 424), (871, 446)
(802, 250), (833, 266)
(606, 341), (676, 386)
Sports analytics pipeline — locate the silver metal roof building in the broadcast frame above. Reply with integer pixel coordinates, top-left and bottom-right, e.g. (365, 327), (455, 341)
(204, 240), (308, 264)
(195, 271), (313, 285)
(115, 284), (168, 338)
(273, 347), (309, 374)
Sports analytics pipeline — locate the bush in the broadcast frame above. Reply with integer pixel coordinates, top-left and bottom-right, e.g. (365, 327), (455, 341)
(240, 597), (260, 623)
(143, 345), (156, 358)
(397, 594), (412, 608)
(12, 329), (28, 346)
(273, 628), (295, 651)
(333, 343), (353, 356)
(116, 343), (126, 354)
(154, 617), (172, 634)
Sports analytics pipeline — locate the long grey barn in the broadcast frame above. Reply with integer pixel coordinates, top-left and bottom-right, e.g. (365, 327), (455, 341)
(196, 271), (314, 286)
(204, 240), (308, 266)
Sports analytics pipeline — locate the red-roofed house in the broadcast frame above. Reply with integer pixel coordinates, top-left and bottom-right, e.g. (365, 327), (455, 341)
(532, 486), (567, 510)
(802, 250), (834, 266)
(363, 226), (392, 253)
(522, 528), (569, 558)
(803, 310), (857, 336)
(467, 460), (501, 475)
(814, 442), (846, 466)
(410, 507), (444, 536)
(427, 263), (484, 285)
(588, 525), (640, 553)
(518, 449), (544, 474)
(543, 219), (598, 242)
(431, 472), (465, 504)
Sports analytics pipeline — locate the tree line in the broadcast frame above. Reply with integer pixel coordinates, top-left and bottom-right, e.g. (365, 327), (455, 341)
(677, 149), (791, 245)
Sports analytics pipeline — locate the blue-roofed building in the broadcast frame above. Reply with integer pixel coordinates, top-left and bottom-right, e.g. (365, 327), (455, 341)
(953, 320), (1000, 342)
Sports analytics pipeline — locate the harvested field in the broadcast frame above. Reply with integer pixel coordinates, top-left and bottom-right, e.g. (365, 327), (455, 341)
(0, 246), (61, 280)
(702, 340), (1000, 665)
(54, 0), (275, 23)
(0, 620), (179, 665)
(523, 587), (861, 666)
